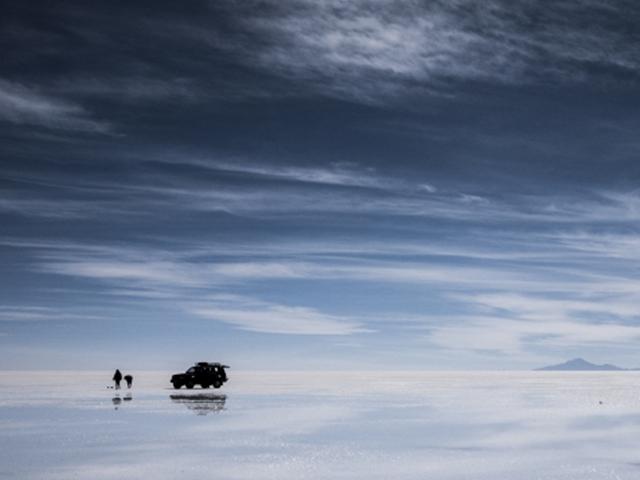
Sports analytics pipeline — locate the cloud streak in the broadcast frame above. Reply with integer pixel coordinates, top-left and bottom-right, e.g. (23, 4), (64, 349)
(427, 316), (640, 356)
(0, 305), (105, 322)
(5, 152), (640, 230)
(0, 79), (110, 132)
(214, 0), (640, 102)
(13, 230), (640, 350)
(193, 298), (368, 335)
(5, 1), (640, 109)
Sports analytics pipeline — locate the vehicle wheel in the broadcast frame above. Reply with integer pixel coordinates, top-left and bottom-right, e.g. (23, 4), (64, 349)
(186, 382), (194, 389)
(213, 381), (221, 389)
(172, 382), (182, 389)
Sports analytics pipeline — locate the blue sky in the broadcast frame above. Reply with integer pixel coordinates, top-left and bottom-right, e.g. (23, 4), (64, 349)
(3, 1), (640, 370)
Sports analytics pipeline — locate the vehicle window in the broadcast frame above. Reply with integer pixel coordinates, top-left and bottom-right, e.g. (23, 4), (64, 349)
(187, 367), (196, 374)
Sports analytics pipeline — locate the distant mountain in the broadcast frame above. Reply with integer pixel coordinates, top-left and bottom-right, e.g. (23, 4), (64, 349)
(536, 358), (625, 371)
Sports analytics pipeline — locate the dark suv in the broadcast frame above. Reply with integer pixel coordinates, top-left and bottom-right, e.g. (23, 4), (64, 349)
(171, 362), (229, 389)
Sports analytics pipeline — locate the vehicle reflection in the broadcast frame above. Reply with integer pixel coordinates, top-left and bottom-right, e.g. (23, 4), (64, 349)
(170, 393), (227, 416)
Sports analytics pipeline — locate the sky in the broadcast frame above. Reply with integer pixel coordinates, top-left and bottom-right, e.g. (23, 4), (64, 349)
(2, 0), (640, 370)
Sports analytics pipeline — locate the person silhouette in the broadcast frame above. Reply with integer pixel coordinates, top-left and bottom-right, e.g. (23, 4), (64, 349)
(124, 374), (133, 389)
(113, 369), (123, 389)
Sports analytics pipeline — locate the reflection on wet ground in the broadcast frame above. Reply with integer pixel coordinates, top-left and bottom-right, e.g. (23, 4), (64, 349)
(112, 393), (132, 409)
(170, 393), (226, 415)
(4, 372), (640, 479)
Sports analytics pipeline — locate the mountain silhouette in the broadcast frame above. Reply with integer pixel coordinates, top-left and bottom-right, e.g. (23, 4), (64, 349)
(536, 358), (625, 371)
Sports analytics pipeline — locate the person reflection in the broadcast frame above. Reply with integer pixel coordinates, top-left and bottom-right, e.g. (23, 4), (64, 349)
(112, 393), (133, 410)
(170, 393), (226, 416)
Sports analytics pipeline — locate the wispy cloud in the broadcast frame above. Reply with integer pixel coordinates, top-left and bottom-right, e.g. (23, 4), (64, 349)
(16, 230), (640, 294)
(0, 306), (55, 322)
(5, 152), (640, 227)
(211, 0), (640, 102)
(4, 2), (639, 110)
(35, 253), (583, 294)
(0, 197), (122, 219)
(193, 296), (369, 335)
(17, 231), (640, 348)
(427, 316), (640, 356)
(155, 157), (391, 189)
(26, 243), (373, 335)
(464, 292), (640, 320)
(110, 177), (639, 225)
(51, 76), (201, 103)
(41, 260), (207, 287)
(0, 306), (105, 322)
(0, 79), (110, 132)
(423, 288), (640, 355)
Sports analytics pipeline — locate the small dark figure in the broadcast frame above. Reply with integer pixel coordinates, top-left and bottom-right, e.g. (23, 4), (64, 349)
(113, 369), (123, 389)
(124, 374), (133, 389)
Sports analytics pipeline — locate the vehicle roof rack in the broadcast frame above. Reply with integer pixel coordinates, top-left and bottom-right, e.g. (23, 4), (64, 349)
(195, 361), (229, 368)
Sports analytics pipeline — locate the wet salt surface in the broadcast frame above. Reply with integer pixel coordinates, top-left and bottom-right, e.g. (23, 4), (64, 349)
(1, 371), (640, 479)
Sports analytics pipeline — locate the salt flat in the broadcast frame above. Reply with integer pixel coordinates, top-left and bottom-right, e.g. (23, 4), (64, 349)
(1, 371), (639, 479)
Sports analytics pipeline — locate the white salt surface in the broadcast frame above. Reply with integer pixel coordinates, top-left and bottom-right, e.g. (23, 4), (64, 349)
(1, 371), (640, 479)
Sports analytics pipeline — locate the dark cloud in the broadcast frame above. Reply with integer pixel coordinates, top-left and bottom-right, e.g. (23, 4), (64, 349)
(3, 1), (640, 108)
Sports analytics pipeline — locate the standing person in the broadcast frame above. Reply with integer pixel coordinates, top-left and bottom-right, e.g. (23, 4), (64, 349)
(113, 369), (122, 389)
(124, 374), (133, 389)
